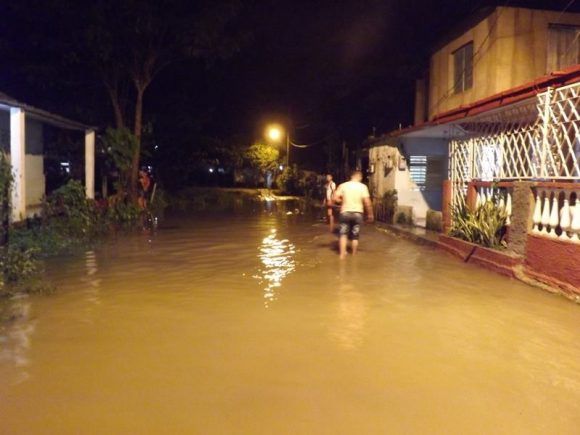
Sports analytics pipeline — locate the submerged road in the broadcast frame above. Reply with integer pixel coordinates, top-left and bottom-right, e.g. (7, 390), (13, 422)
(1, 205), (579, 434)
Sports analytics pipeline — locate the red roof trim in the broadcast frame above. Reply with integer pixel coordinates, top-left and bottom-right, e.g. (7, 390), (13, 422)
(432, 64), (580, 124)
(386, 64), (580, 139)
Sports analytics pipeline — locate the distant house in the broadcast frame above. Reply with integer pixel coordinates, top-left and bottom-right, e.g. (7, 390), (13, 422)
(0, 92), (95, 221)
(368, 6), (580, 227)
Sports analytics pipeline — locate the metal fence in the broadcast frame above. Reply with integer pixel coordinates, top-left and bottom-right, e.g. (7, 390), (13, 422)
(449, 82), (580, 206)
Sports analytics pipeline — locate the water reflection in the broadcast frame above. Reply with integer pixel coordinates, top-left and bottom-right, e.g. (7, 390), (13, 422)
(0, 296), (35, 384)
(2, 211), (580, 434)
(330, 261), (369, 350)
(256, 229), (296, 307)
(81, 250), (101, 312)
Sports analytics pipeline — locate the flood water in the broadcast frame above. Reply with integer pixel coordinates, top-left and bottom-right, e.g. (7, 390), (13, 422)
(1, 203), (579, 434)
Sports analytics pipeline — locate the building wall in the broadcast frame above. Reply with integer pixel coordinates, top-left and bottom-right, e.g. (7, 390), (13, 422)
(0, 111), (45, 208)
(0, 111), (9, 152)
(428, 7), (580, 120)
(369, 138), (448, 225)
(369, 144), (397, 199)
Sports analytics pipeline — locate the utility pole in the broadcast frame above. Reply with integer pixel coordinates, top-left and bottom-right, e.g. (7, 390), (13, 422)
(286, 131), (290, 167)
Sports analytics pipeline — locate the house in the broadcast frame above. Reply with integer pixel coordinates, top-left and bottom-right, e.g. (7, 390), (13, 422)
(368, 6), (580, 227)
(0, 92), (96, 222)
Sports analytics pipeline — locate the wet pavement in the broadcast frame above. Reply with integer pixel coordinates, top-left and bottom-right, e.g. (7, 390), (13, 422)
(1, 204), (579, 434)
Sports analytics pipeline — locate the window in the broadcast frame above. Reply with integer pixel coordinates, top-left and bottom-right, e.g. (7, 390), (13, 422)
(409, 156), (427, 190)
(547, 24), (580, 72)
(409, 155), (446, 191)
(453, 42), (474, 94)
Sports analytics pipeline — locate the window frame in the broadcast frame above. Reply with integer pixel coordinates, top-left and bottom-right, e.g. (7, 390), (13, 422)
(547, 23), (580, 73)
(408, 155), (428, 191)
(452, 42), (474, 95)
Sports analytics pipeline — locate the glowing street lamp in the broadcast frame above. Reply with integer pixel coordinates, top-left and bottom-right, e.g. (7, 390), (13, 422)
(265, 124), (290, 166)
(266, 125), (283, 142)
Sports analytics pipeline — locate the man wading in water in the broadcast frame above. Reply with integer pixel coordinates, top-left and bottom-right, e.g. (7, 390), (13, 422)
(323, 173), (337, 232)
(333, 170), (374, 259)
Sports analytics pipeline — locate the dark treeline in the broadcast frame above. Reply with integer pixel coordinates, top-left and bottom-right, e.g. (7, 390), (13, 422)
(0, 0), (570, 191)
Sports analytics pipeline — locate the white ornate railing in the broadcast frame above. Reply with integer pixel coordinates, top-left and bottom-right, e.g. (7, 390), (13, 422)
(531, 186), (580, 243)
(449, 81), (580, 208)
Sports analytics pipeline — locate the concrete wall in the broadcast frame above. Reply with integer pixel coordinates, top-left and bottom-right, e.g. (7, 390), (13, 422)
(369, 144), (397, 199)
(369, 138), (448, 225)
(0, 111), (45, 207)
(0, 111), (9, 152)
(24, 119), (45, 208)
(25, 154), (44, 208)
(428, 7), (580, 120)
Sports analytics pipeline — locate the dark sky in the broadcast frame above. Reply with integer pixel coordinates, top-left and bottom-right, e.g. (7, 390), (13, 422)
(149, 0), (575, 152)
(1, 0), (577, 171)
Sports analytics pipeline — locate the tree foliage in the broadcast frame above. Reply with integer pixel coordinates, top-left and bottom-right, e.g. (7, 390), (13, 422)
(2, 0), (245, 197)
(84, 0), (244, 195)
(101, 127), (138, 194)
(0, 152), (13, 245)
(245, 142), (279, 173)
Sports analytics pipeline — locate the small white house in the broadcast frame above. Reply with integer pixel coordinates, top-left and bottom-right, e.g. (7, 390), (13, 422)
(368, 130), (448, 226)
(0, 92), (95, 221)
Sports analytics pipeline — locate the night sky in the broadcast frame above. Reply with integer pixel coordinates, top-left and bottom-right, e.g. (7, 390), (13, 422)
(0, 0), (576, 175)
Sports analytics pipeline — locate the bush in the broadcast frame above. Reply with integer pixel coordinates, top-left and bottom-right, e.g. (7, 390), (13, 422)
(0, 151), (13, 244)
(375, 189), (397, 223)
(0, 246), (38, 284)
(276, 166), (320, 196)
(449, 200), (507, 249)
(106, 198), (141, 227)
(395, 206), (413, 225)
(44, 180), (100, 238)
(277, 166), (301, 195)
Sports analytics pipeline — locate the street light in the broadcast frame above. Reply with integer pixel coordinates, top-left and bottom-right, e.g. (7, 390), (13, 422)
(267, 126), (283, 142)
(265, 124), (290, 167)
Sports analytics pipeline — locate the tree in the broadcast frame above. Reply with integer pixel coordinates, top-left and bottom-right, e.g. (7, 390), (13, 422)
(3, 0), (245, 198)
(83, 0), (244, 197)
(245, 142), (280, 174)
(101, 128), (139, 195)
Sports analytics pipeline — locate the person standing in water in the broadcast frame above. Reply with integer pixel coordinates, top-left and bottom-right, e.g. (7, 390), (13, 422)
(333, 170), (373, 259)
(323, 174), (337, 232)
(138, 168), (152, 210)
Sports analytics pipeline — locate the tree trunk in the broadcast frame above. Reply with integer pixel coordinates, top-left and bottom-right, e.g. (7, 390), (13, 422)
(106, 87), (125, 129)
(130, 87), (145, 198)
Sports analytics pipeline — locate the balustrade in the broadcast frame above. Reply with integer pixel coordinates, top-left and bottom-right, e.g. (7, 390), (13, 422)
(531, 187), (580, 243)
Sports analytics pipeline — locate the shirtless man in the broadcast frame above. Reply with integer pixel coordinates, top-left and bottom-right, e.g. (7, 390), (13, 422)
(333, 170), (373, 259)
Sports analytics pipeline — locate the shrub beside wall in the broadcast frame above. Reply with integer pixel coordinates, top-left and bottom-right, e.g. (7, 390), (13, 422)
(426, 210), (443, 232)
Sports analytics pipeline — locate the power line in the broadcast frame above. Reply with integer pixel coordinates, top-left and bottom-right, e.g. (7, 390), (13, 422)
(555, 0), (578, 20)
(290, 136), (328, 148)
(429, 1), (513, 116)
(560, 25), (580, 60)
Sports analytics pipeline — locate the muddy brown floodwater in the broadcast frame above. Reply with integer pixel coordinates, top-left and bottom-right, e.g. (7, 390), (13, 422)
(1, 204), (579, 434)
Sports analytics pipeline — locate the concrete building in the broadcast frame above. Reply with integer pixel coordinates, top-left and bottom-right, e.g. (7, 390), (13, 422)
(0, 92), (95, 221)
(368, 6), (580, 227)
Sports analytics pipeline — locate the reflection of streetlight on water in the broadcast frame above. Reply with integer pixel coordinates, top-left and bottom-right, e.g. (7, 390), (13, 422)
(256, 229), (296, 307)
